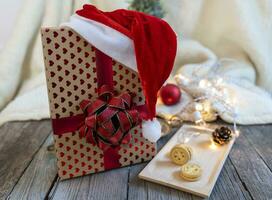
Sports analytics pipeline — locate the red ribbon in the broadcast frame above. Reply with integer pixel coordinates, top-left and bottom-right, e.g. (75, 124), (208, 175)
(52, 48), (147, 170)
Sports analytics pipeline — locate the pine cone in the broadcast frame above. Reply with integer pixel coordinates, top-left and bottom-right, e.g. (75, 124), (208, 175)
(212, 126), (232, 145)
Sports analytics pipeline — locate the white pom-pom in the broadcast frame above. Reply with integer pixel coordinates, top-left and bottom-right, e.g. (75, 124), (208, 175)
(142, 118), (161, 142)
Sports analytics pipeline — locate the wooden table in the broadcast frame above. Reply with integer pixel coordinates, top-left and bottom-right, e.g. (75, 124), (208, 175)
(0, 120), (272, 200)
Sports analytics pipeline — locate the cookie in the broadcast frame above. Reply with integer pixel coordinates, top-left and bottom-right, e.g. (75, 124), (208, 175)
(180, 162), (202, 181)
(170, 144), (192, 165)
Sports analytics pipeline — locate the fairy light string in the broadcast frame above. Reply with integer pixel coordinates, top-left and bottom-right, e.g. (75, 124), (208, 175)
(172, 58), (241, 143)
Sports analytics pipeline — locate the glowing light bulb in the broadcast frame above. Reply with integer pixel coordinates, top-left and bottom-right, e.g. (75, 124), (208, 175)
(195, 103), (203, 111)
(184, 137), (190, 143)
(225, 98), (232, 105)
(235, 130), (240, 137)
(209, 139), (218, 150)
(199, 79), (209, 88)
(175, 74), (190, 86)
(211, 88), (217, 94)
(216, 77), (223, 85)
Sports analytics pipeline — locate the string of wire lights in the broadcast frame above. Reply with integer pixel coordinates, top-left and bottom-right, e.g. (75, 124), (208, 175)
(172, 59), (240, 138)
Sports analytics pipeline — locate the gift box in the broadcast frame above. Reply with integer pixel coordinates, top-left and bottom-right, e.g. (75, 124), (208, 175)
(41, 5), (176, 179)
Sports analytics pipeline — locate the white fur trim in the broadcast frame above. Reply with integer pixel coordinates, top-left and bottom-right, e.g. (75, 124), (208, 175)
(142, 118), (161, 142)
(61, 15), (137, 72)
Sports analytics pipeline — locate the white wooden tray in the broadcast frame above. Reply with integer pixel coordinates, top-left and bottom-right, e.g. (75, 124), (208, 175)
(139, 125), (235, 198)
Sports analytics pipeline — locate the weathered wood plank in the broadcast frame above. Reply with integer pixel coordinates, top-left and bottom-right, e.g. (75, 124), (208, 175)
(49, 128), (177, 199)
(2, 120), (271, 200)
(0, 120), (52, 199)
(127, 133), (197, 200)
(209, 158), (251, 200)
(229, 127), (272, 200)
(128, 163), (196, 200)
(243, 125), (272, 171)
(7, 135), (57, 200)
(127, 164), (147, 200)
(50, 167), (129, 200)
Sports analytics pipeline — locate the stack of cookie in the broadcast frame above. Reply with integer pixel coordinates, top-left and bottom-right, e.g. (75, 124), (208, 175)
(170, 144), (202, 181)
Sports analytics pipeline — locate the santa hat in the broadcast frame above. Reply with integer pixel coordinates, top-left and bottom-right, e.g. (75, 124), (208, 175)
(62, 5), (177, 142)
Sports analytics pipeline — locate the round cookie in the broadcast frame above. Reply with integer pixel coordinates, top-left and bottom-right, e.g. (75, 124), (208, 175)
(170, 144), (192, 165)
(180, 162), (202, 181)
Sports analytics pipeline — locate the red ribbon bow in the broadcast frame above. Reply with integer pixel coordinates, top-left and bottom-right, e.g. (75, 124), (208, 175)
(78, 85), (141, 150)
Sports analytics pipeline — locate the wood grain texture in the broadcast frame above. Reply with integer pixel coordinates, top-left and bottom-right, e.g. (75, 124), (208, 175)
(0, 121), (272, 200)
(127, 159), (252, 200)
(50, 167), (129, 200)
(209, 159), (251, 200)
(127, 133), (198, 200)
(133, 128), (252, 200)
(229, 127), (272, 200)
(128, 163), (197, 200)
(0, 120), (52, 199)
(243, 125), (272, 171)
(7, 135), (57, 200)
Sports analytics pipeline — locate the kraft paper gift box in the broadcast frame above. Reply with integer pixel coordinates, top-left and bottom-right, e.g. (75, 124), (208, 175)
(41, 4), (177, 180)
(41, 27), (157, 179)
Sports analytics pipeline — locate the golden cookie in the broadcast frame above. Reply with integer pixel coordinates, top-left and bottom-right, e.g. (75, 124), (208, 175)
(170, 144), (191, 165)
(180, 163), (202, 181)
(180, 173), (201, 182)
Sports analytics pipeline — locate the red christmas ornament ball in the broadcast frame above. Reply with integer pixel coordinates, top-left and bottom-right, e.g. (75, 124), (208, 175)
(159, 84), (181, 106)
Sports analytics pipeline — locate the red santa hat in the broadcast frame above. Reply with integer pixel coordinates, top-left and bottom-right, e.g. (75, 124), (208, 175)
(62, 5), (177, 142)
